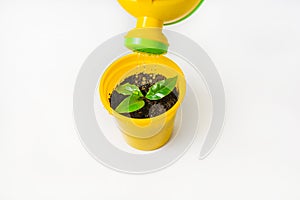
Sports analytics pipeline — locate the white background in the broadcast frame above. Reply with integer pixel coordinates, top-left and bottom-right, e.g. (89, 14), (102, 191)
(1, 0), (300, 199)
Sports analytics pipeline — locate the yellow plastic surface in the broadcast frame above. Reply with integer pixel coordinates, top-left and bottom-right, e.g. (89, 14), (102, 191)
(118, 0), (201, 26)
(99, 53), (186, 150)
(119, 0), (202, 50)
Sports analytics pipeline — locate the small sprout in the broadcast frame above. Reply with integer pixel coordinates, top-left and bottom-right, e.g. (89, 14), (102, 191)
(114, 76), (178, 114)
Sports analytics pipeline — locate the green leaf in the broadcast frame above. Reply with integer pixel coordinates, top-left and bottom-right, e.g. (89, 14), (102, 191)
(146, 76), (178, 100)
(115, 95), (145, 113)
(115, 83), (143, 97)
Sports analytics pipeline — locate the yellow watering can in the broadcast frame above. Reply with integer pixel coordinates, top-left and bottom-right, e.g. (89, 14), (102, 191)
(118, 0), (204, 54)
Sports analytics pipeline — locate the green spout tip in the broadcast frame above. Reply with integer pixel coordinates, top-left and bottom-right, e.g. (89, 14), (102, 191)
(125, 37), (168, 55)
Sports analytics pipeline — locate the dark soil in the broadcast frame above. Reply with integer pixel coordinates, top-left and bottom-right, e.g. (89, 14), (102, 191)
(109, 73), (179, 119)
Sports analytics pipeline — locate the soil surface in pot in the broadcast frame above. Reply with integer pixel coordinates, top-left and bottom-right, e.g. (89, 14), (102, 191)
(109, 73), (179, 119)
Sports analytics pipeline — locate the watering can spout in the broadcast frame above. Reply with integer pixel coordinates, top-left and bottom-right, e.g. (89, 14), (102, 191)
(136, 16), (163, 28)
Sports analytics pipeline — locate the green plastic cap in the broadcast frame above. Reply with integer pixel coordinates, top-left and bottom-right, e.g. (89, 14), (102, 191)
(125, 37), (168, 55)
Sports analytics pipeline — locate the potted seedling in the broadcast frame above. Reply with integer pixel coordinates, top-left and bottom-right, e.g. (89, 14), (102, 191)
(99, 53), (186, 150)
(113, 75), (178, 116)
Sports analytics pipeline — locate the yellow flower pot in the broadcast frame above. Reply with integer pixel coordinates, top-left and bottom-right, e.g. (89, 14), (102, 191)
(99, 53), (186, 150)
